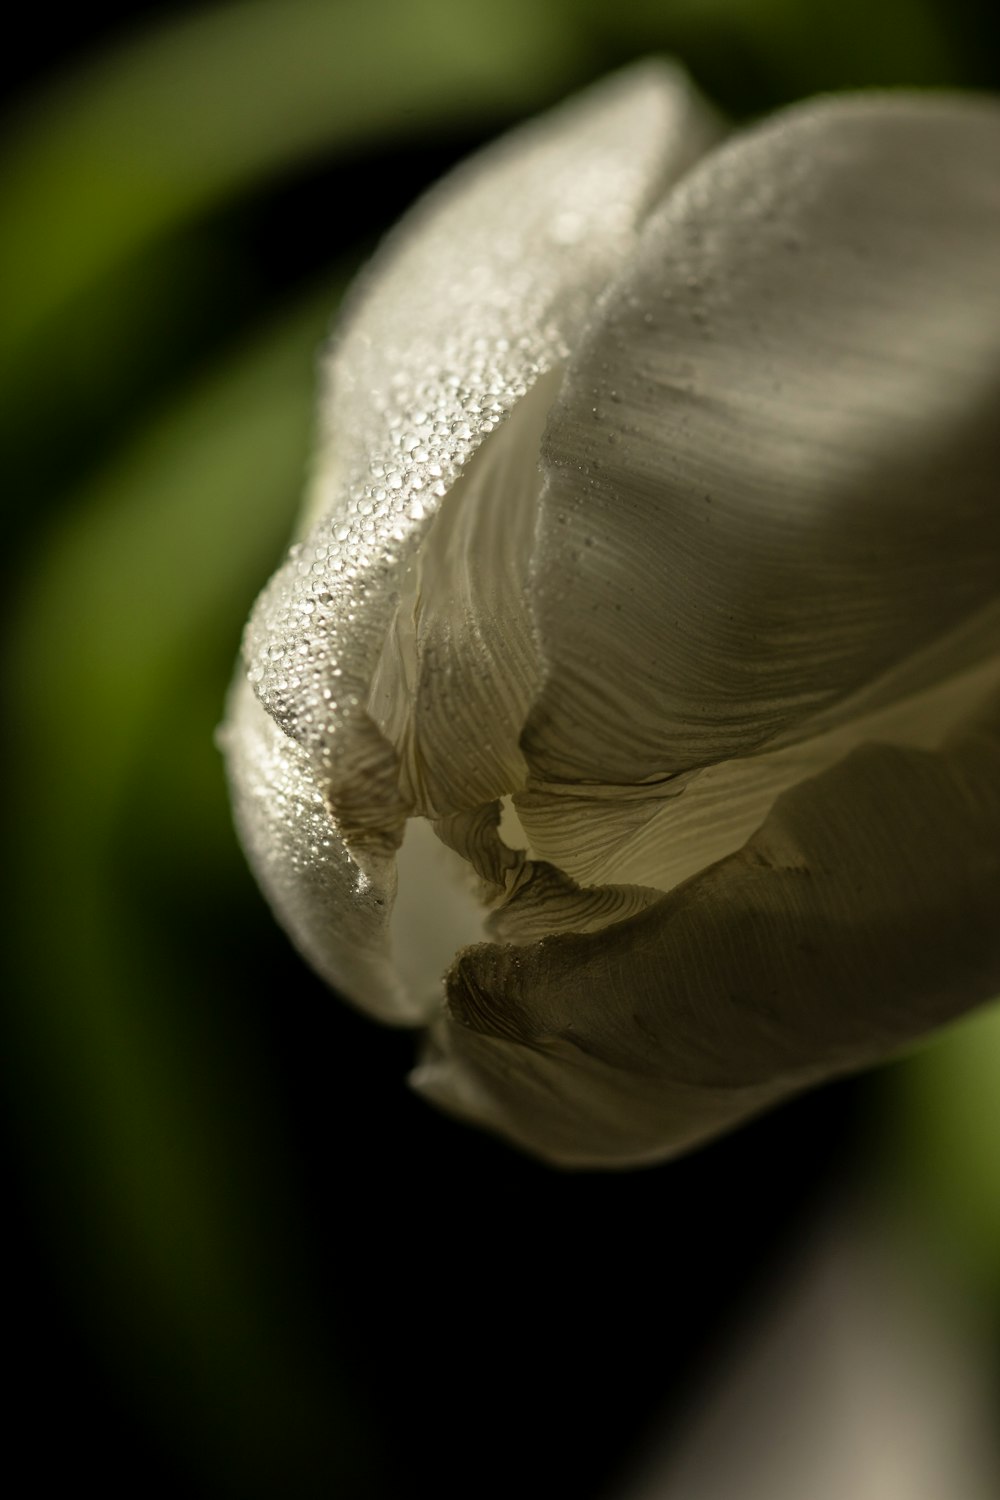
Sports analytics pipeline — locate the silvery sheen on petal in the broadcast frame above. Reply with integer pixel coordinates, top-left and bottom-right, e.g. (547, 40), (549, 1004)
(221, 62), (1000, 1167)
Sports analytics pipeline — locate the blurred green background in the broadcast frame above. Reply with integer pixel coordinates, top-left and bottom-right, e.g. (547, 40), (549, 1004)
(3, 2), (999, 1494)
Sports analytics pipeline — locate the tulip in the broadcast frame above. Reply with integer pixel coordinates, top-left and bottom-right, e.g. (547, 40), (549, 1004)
(221, 61), (1000, 1167)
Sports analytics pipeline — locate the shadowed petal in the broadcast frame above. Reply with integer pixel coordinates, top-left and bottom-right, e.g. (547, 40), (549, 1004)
(414, 694), (1000, 1165)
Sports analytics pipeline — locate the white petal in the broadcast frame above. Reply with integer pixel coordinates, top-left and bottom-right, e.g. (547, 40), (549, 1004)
(223, 63), (722, 1020)
(413, 691), (1000, 1166)
(523, 94), (1000, 790)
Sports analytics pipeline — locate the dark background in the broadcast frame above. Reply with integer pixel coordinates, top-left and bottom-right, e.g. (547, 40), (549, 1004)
(3, 3), (1000, 1494)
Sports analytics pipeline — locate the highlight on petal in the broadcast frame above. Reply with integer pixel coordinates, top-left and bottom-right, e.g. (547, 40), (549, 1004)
(222, 62), (723, 1022)
(518, 626), (1000, 893)
(415, 693), (1000, 1166)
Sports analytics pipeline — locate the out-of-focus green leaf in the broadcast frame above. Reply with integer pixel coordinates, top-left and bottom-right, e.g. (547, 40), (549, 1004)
(568, 0), (960, 110)
(4, 279), (381, 1492)
(885, 1004), (1000, 1293)
(0, 0), (583, 372)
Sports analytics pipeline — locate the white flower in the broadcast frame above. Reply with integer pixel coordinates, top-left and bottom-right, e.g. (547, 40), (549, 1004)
(221, 62), (1000, 1167)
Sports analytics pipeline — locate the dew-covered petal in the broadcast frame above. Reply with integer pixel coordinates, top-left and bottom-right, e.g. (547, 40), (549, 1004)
(223, 678), (417, 1020)
(223, 63), (722, 1021)
(365, 368), (557, 821)
(524, 94), (1000, 790)
(414, 693), (1000, 1166)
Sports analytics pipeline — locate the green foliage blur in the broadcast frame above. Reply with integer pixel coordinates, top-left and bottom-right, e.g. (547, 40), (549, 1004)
(3, 2), (998, 1494)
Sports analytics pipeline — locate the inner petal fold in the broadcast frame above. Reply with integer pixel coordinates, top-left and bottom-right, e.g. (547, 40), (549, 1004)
(516, 647), (1000, 892)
